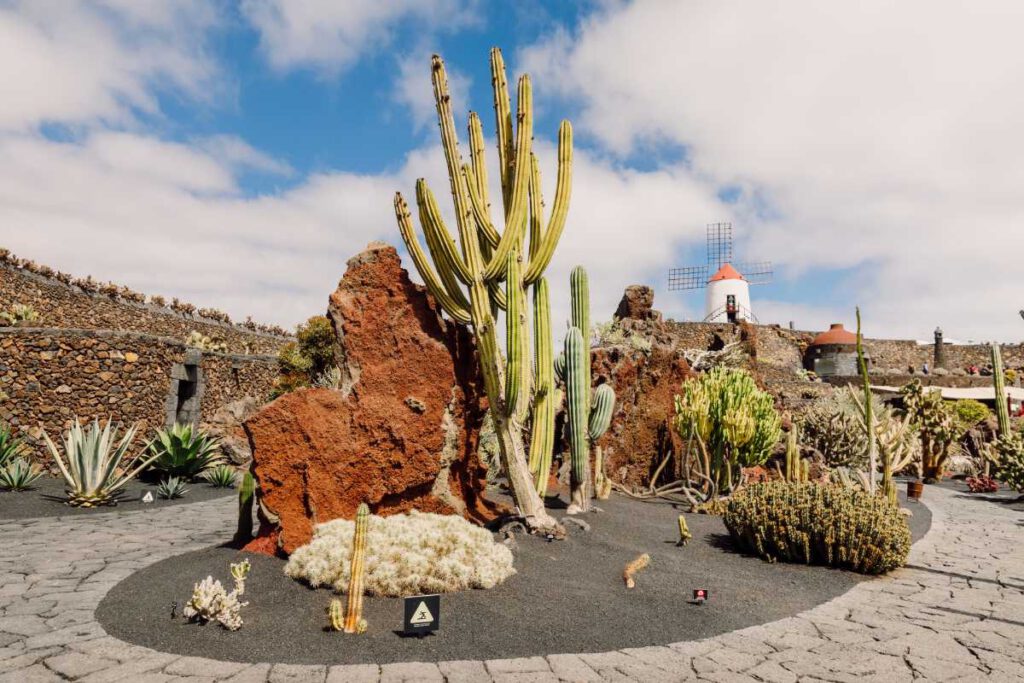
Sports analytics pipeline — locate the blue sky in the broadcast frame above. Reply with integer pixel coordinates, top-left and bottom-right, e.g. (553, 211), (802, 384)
(2, 1), (1022, 342)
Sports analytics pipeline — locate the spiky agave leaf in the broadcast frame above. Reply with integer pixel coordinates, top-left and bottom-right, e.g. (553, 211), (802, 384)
(147, 423), (223, 479)
(42, 418), (158, 507)
(0, 457), (44, 491)
(0, 423), (27, 468)
(157, 476), (189, 499)
(203, 464), (237, 488)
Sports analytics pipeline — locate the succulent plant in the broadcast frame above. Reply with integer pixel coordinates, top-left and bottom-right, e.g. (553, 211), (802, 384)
(0, 423), (27, 468)
(394, 49), (575, 535)
(676, 515), (692, 547)
(147, 424), (223, 480)
(0, 457), (44, 491)
(233, 469), (257, 545)
(43, 418), (158, 507)
(203, 464), (237, 488)
(724, 482), (911, 574)
(157, 476), (189, 499)
(343, 503), (370, 634)
(0, 303), (39, 326)
(623, 553), (650, 589)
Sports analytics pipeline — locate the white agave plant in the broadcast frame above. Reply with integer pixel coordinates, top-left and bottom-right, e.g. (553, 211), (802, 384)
(42, 418), (158, 507)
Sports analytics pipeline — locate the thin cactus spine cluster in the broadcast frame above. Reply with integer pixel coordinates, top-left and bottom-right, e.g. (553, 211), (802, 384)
(343, 503), (369, 634)
(394, 49), (572, 535)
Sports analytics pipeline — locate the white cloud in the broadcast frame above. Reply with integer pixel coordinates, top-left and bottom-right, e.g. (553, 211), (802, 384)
(241, 0), (479, 76)
(520, 0), (1024, 341)
(195, 135), (294, 177)
(0, 0), (221, 131)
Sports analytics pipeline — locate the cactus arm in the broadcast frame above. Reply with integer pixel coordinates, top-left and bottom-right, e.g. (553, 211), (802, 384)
(343, 503), (369, 634)
(490, 47), (515, 211)
(992, 343), (1010, 437)
(523, 121), (573, 284)
(329, 598), (344, 631)
(467, 114), (500, 249)
(395, 193), (472, 324)
(233, 469), (256, 545)
(588, 384), (615, 440)
(416, 179), (472, 284)
(529, 278), (554, 480)
(482, 75), (533, 283)
(528, 152), (544, 260)
(463, 164), (502, 255)
(565, 326), (591, 512)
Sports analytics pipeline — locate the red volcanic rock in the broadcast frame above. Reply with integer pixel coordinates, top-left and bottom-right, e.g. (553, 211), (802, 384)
(591, 343), (695, 489)
(614, 285), (661, 322)
(244, 243), (503, 555)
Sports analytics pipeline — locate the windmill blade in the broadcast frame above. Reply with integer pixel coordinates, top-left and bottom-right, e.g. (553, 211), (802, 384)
(706, 222), (733, 269)
(732, 261), (773, 285)
(668, 266), (708, 291)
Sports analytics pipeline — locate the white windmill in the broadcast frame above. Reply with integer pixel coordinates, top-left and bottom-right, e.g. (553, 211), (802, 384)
(668, 223), (773, 323)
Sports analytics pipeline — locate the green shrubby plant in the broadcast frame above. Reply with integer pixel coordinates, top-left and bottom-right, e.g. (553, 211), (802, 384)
(0, 423), (27, 467)
(285, 510), (515, 596)
(899, 380), (964, 482)
(203, 464), (237, 488)
(591, 320), (652, 354)
(157, 476), (189, 499)
(43, 418), (158, 507)
(0, 457), (44, 491)
(724, 482), (911, 574)
(954, 399), (991, 431)
(673, 367), (781, 495)
(273, 315), (338, 396)
(148, 424), (223, 480)
(0, 303), (39, 326)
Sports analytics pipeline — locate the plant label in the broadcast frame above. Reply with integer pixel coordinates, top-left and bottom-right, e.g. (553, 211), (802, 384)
(692, 588), (709, 604)
(403, 594), (440, 636)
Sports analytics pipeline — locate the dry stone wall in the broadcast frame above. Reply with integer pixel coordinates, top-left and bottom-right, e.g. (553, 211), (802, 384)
(1, 263), (291, 355)
(0, 327), (278, 464)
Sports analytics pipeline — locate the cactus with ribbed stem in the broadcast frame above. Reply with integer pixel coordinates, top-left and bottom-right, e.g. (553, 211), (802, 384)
(343, 503), (369, 634)
(676, 515), (692, 547)
(395, 49), (571, 536)
(993, 344), (1010, 438)
(784, 423), (799, 482)
(328, 598), (344, 632)
(855, 307), (877, 494)
(233, 470), (256, 546)
(529, 279), (557, 496)
(564, 267), (616, 513)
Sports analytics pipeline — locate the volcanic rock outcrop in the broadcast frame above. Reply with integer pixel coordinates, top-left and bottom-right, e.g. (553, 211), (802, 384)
(590, 288), (695, 488)
(244, 243), (503, 555)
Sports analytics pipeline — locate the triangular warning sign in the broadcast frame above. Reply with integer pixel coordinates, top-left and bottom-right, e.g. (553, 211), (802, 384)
(410, 601), (434, 625)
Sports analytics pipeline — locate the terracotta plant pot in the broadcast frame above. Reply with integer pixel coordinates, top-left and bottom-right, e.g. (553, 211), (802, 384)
(907, 480), (924, 501)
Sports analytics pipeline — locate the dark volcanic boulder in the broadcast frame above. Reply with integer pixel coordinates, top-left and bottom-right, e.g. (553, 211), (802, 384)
(244, 243), (503, 555)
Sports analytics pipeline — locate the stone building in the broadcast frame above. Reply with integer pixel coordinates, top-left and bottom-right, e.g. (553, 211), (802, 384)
(804, 323), (862, 377)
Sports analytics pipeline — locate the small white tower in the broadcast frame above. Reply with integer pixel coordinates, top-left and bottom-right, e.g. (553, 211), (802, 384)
(704, 263), (752, 323)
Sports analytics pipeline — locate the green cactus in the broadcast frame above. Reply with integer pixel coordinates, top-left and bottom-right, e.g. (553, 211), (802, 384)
(233, 469), (256, 545)
(394, 50), (573, 535)
(783, 422), (799, 482)
(343, 503), (369, 634)
(992, 344), (1010, 438)
(855, 306), (879, 495)
(328, 597), (344, 632)
(564, 326), (591, 512)
(674, 367), (781, 494)
(528, 278), (556, 496)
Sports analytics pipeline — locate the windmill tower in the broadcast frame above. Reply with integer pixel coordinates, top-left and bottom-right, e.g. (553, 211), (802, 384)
(668, 223), (773, 323)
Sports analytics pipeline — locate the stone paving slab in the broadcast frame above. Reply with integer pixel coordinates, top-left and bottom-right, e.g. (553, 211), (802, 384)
(1, 486), (1022, 681)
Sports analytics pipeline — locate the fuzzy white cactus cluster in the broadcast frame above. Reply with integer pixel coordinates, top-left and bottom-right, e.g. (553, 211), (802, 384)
(183, 559), (250, 631)
(285, 511), (515, 596)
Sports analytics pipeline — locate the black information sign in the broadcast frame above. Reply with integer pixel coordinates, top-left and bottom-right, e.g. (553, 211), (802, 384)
(403, 594), (440, 636)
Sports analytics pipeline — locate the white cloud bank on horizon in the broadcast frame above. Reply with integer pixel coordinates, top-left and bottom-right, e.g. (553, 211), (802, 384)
(1, 1), (1022, 343)
(520, 0), (1024, 341)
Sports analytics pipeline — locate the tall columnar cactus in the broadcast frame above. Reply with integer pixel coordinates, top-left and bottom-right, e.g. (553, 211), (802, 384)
(855, 307), (877, 494)
(528, 279), (556, 495)
(563, 267), (616, 512)
(233, 469), (256, 545)
(784, 422), (799, 482)
(394, 49), (571, 535)
(992, 343), (1010, 438)
(564, 327), (591, 512)
(343, 503), (369, 634)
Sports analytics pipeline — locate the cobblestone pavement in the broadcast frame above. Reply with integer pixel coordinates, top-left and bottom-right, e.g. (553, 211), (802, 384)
(1, 485), (1022, 682)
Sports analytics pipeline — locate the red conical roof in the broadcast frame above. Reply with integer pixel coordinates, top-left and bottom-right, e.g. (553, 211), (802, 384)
(708, 263), (744, 282)
(811, 323), (858, 346)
